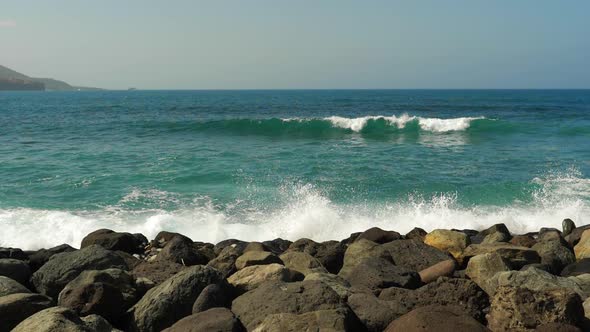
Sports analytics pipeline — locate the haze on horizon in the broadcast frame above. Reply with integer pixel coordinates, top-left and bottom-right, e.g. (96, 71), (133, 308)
(1, 0), (589, 90)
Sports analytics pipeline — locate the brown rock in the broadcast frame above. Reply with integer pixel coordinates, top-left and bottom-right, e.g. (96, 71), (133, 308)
(132, 260), (185, 285)
(163, 307), (244, 332)
(253, 307), (364, 332)
(81, 229), (146, 254)
(234, 251), (282, 270)
(279, 251), (328, 276)
(511, 234), (537, 248)
(424, 229), (470, 260)
(384, 305), (491, 332)
(355, 227), (401, 244)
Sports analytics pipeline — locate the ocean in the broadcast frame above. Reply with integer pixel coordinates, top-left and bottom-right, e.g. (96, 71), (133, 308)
(1, 89), (589, 249)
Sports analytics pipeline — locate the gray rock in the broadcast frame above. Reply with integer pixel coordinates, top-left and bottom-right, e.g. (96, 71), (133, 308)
(227, 263), (293, 293)
(381, 239), (452, 271)
(253, 307), (364, 332)
(0, 258), (31, 285)
(131, 260), (185, 286)
(27, 244), (76, 272)
(460, 243), (541, 269)
(532, 238), (575, 273)
(279, 251), (328, 276)
(81, 229), (146, 255)
(0, 293), (52, 332)
(465, 252), (511, 295)
(348, 292), (409, 332)
(192, 283), (233, 313)
(11, 306), (117, 332)
(490, 267), (587, 298)
(471, 223), (511, 244)
(234, 251), (282, 270)
(155, 236), (210, 266)
(355, 227), (401, 244)
(207, 245), (242, 278)
(385, 305), (491, 332)
(162, 307), (244, 332)
(287, 239), (345, 274)
(304, 272), (351, 300)
(0, 275), (30, 297)
(562, 258), (590, 277)
(129, 265), (223, 332)
(344, 256), (421, 293)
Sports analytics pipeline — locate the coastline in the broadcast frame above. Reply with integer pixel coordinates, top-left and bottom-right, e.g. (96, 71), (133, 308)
(1, 219), (589, 331)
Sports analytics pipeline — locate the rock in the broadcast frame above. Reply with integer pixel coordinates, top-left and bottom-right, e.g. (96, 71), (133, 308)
(344, 256), (421, 293)
(162, 308), (244, 332)
(131, 260), (185, 285)
(287, 239), (346, 274)
(487, 286), (584, 331)
(511, 234), (537, 248)
(81, 229), (146, 254)
(460, 243), (541, 269)
(213, 239), (247, 256)
(355, 227), (401, 244)
(0, 293), (53, 332)
(536, 323), (582, 332)
(11, 306), (117, 332)
(563, 219), (577, 237)
(207, 245), (242, 278)
(27, 244), (76, 272)
(0, 275), (30, 296)
(405, 227), (427, 241)
(382, 239), (452, 271)
(113, 251), (141, 271)
(227, 263), (294, 293)
(243, 242), (269, 253)
(339, 239), (381, 277)
(532, 238), (575, 273)
(304, 272), (351, 300)
(231, 280), (345, 331)
(253, 307), (364, 332)
(384, 305), (491, 332)
(155, 236), (210, 266)
(538, 229), (564, 242)
(192, 283), (233, 313)
(279, 251), (327, 276)
(348, 292), (410, 332)
(418, 259), (456, 283)
(31, 245), (127, 299)
(58, 268), (138, 322)
(0, 248), (27, 260)
(562, 258), (590, 277)
(0, 258), (31, 285)
(261, 238), (292, 255)
(129, 265), (223, 332)
(566, 225), (590, 247)
(472, 223), (511, 244)
(153, 231), (192, 247)
(574, 229), (590, 260)
(465, 252), (511, 295)
(81, 314), (121, 332)
(234, 251), (282, 270)
(424, 229), (470, 260)
(490, 267), (587, 298)
(521, 263), (553, 272)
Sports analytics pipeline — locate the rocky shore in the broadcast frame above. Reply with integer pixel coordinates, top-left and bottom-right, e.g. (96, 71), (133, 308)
(1, 219), (590, 331)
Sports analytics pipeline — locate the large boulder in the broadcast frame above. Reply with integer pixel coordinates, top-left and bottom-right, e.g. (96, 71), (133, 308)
(459, 243), (541, 269)
(192, 283), (233, 313)
(348, 292), (410, 332)
(304, 272), (351, 300)
(563, 219), (577, 237)
(11, 306), (117, 332)
(31, 245), (127, 299)
(279, 251), (328, 276)
(234, 251), (282, 270)
(81, 229), (146, 254)
(511, 234), (537, 248)
(490, 267), (587, 298)
(207, 245), (243, 278)
(261, 238), (292, 256)
(58, 268), (138, 323)
(424, 229), (470, 260)
(536, 323), (582, 332)
(287, 239), (345, 274)
(0, 275), (30, 297)
(155, 236), (211, 266)
(339, 239), (381, 277)
(532, 237), (575, 273)
(253, 307), (365, 332)
(131, 260), (185, 285)
(227, 263), (295, 293)
(487, 286), (585, 331)
(384, 305), (491, 332)
(0, 247), (27, 260)
(562, 258), (590, 277)
(574, 229), (590, 260)
(0, 258), (31, 285)
(381, 239), (452, 271)
(471, 223), (511, 244)
(129, 265), (223, 332)
(0, 293), (53, 332)
(162, 307), (244, 332)
(355, 227), (401, 244)
(231, 280), (345, 331)
(27, 244), (76, 272)
(465, 252), (511, 295)
(344, 256), (421, 292)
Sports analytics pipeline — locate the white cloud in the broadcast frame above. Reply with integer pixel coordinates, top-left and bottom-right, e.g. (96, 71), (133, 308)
(0, 19), (16, 28)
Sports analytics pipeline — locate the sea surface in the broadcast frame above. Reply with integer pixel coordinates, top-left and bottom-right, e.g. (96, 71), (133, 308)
(1, 90), (589, 249)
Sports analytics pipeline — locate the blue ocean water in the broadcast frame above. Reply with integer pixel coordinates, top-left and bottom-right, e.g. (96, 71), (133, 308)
(1, 90), (589, 249)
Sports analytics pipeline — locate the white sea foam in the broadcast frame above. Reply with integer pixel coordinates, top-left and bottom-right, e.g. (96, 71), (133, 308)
(0, 170), (588, 250)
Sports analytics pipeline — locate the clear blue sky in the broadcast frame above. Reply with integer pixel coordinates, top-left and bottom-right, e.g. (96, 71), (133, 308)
(1, 0), (589, 89)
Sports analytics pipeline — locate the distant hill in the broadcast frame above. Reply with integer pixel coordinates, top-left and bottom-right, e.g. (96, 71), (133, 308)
(0, 65), (102, 91)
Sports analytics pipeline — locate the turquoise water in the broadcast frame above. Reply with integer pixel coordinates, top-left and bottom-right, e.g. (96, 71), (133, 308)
(1, 90), (589, 248)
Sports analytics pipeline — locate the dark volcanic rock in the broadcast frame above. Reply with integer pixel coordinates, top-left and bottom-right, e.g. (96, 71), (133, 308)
(382, 239), (452, 271)
(163, 307), (244, 332)
(287, 239), (346, 274)
(0, 293), (53, 332)
(0, 259), (31, 286)
(262, 238), (292, 255)
(31, 244), (127, 299)
(0, 248), (27, 260)
(155, 235), (211, 266)
(129, 265), (223, 332)
(207, 245), (243, 278)
(348, 292), (411, 332)
(27, 244), (76, 272)
(192, 283), (234, 313)
(405, 227), (427, 241)
(131, 260), (185, 285)
(561, 258), (590, 277)
(536, 323), (582, 332)
(471, 223), (511, 244)
(255, 307), (365, 332)
(231, 280), (345, 331)
(355, 227), (402, 244)
(384, 305), (491, 332)
(532, 236), (575, 273)
(460, 243), (541, 269)
(11, 306), (116, 332)
(0, 275), (30, 296)
(234, 250), (282, 270)
(213, 239), (247, 256)
(563, 219), (577, 237)
(510, 234), (537, 248)
(81, 229), (146, 254)
(345, 256), (421, 293)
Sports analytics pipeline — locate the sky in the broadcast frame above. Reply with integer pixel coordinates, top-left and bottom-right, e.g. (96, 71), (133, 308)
(1, 0), (589, 89)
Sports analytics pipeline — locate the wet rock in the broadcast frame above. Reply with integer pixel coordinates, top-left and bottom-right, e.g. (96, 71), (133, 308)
(384, 305), (491, 332)
(234, 250), (282, 270)
(31, 245), (127, 299)
(563, 219), (577, 237)
(261, 238), (292, 255)
(533, 237), (575, 273)
(0, 258), (31, 285)
(192, 283), (233, 313)
(355, 227), (401, 244)
(155, 236), (210, 266)
(11, 306), (117, 332)
(0, 293), (53, 332)
(562, 258), (590, 277)
(418, 259), (456, 283)
(279, 251), (328, 276)
(487, 286), (584, 331)
(490, 267), (587, 298)
(81, 229), (146, 254)
(131, 260), (185, 285)
(227, 263), (294, 293)
(231, 280), (345, 331)
(465, 252), (511, 295)
(511, 234), (537, 248)
(129, 265), (223, 332)
(0, 275), (30, 296)
(27, 244), (77, 272)
(405, 227), (427, 241)
(163, 307), (244, 332)
(254, 307), (364, 332)
(424, 229), (470, 260)
(344, 256), (421, 293)
(304, 272), (351, 300)
(460, 243), (541, 269)
(472, 223), (511, 244)
(213, 239), (247, 256)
